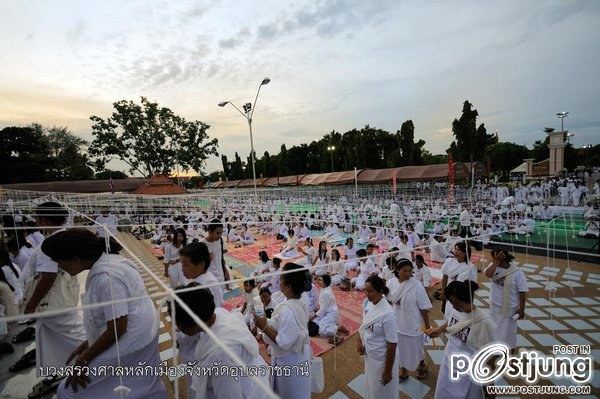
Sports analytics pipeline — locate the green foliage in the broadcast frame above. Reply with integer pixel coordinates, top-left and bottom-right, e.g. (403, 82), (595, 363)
(0, 125), (93, 183)
(448, 101), (497, 162)
(485, 142), (530, 178)
(89, 97), (218, 177)
(94, 170), (128, 180)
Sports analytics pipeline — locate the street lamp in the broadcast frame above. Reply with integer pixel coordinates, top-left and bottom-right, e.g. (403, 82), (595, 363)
(327, 145), (335, 172)
(218, 77), (271, 199)
(242, 165), (247, 179)
(556, 111), (569, 131)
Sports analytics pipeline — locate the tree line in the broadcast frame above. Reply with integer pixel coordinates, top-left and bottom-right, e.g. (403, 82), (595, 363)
(1, 98), (596, 185)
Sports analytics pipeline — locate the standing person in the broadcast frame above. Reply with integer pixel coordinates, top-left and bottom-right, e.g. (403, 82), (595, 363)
(95, 207), (118, 238)
(459, 208), (471, 238)
(440, 242), (477, 316)
(177, 242), (224, 307)
(357, 275), (399, 399)
(201, 219), (232, 288)
(254, 263), (312, 399)
(21, 202), (86, 397)
(484, 249), (527, 352)
(426, 280), (496, 399)
(386, 259), (431, 380)
(164, 228), (187, 287)
(174, 287), (273, 399)
(41, 229), (166, 398)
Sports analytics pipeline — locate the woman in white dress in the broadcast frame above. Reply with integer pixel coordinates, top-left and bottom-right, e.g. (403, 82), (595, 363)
(163, 227), (187, 287)
(314, 240), (329, 276)
(329, 249), (346, 286)
(252, 251), (272, 282)
(280, 229), (299, 258)
(254, 263), (312, 399)
(177, 242), (224, 307)
(426, 280), (496, 399)
(297, 237), (316, 268)
(484, 249), (527, 352)
(343, 237), (359, 271)
(310, 274), (339, 337)
(41, 229), (166, 398)
(386, 259), (431, 380)
(357, 275), (398, 399)
(174, 287), (273, 399)
(440, 241), (477, 317)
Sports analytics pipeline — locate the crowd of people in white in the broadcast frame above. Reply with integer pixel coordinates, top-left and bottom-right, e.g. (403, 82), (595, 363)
(0, 174), (596, 399)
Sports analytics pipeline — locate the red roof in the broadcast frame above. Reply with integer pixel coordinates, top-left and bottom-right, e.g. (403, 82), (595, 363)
(131, 175), (187, 195)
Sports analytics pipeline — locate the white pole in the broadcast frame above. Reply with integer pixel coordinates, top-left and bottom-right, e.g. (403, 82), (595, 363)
(248, 118), (258, 200)
(354, 167), (358, 198)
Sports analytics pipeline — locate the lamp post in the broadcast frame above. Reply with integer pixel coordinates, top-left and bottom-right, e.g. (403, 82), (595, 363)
(218, 77), (271, 199)
(242, 165), (246, 179)
(327, 145), (335, 172)
(557, 111), (569, 131)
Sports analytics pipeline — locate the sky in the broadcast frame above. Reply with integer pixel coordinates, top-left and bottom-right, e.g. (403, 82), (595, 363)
(0, 0), (599, 175)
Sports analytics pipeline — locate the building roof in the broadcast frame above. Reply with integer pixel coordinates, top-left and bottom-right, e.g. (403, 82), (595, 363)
(131, 175), (187, 195)
(0, 178), (148, 193)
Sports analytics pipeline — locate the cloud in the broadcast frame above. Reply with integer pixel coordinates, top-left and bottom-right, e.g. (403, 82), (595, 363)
(218, 37), (241, 49)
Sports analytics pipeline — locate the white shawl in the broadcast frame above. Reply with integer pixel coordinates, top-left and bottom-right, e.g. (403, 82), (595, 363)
(388, 277), (418, 308)
(359, 297), (393, 342)
(446, 308), (495, 350)
(490, 263), (520, 317)
(268, 298), (309, 357)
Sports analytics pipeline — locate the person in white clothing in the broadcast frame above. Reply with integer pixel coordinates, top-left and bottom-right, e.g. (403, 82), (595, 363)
(200, 219), (230, 286)
(263, 257), (282, 293)
(254, 263), (312, 399)
(297, 237), (316, 268)
(386, 259), (431, 380)
(429, 234), (450, 263)
(252, 251), (272, 281)
(343, 237), (359, 271)
(440, 242), (477, 318)
(280, 229), (299, 258)
(313, 240), (329, 276)
(309, 274), (339, 337)
(259, 287), (285, 319)
(94, 208), (118, 238)
(163, 228), (187, 287)
(352, 249), (377, 290)
(177, 242), (224, 307)
(484, 249), (527, 351)
(328, 249), (346, 286)
(426, 280), (496, 399)
(0, 246), (23, 305)
(22, 202), (86, 397)
(41, 229), (166, 398)
(239, 279), (260, 328)
(358, 275), (399, 399)
(174, 288), (273, 399)
(6, 232), (34, 272)
(413, 254), (432, 289)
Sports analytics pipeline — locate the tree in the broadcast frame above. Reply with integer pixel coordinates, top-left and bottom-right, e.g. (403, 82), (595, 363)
(221, 155), (230, 180)
(398, 120), (415, 166)
(95, 170), (128, 180)
(531, 137), (550, 162)
(0, 126), (51, 183)
(277, 144), (288, 176)
(448, 101), (494, 162)
(88, 97), (218, 177)
(485, 142), (530, 178)
(39, 125), (94, 180)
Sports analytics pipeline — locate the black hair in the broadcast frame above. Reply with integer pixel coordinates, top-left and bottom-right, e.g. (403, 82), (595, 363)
(345, 237), (353, 245)
(415, 254), (426, 264)
(35, 202), (68, 225)
(356, 248), (367, 257)
(331, 248), (341, 261)
(396, 258), (413, 269)
(259, 287), (271, 296)
(173, 227), (188, 247)
(318, 241), (327, 260)
(288, 229), (294, 237)
(454, 241), (472, 260)
(207, 219), (223, 232)
(41, 228), (104, 262)
(321, 274), (331, 287)
(444, 280), (479, 305)
(258, 250), (269, 263)
(173, 283), (215, 328)
(492, 248), (515, 263)
(281, 263), (311, 296)
(385, 256), (397, 267)
(5, 232), (32, 253)
(272, 257), (282, 266)
(366, 243), (377, 249)
(102, 236), (123, 254)
(179, 242), (211, 271)
(365, 275), (389, 295)
(245, 279), (256, 288)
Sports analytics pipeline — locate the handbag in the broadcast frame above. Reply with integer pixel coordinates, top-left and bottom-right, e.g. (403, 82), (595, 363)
(23, 270), (80, 313)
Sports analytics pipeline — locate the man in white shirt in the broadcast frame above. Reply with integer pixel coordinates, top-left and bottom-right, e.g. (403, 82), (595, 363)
(95, 208), (118, 238)
(200, 219), (233, 290)
(459, 208), (471, 238)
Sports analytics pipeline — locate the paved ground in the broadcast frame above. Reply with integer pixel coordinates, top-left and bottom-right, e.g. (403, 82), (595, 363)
(2, 233), (599, 398)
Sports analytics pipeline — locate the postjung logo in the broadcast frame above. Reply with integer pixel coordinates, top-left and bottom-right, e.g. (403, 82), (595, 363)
(450, 343), (593, 384)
